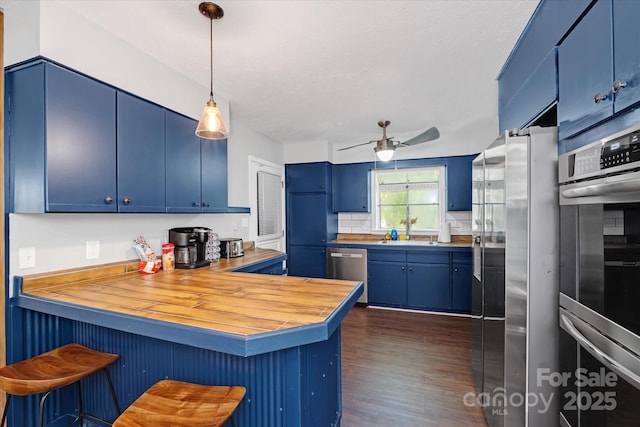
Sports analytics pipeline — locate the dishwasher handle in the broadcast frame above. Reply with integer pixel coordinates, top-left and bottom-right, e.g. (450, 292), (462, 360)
(330, 253), (363, 259)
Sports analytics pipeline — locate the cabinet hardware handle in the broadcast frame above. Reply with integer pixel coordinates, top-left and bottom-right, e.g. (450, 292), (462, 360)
(105, 196), (113, 204)
(193, 202), (201, 207)
(401, 266), (405, 270)
(409, 267), (413, 271)
(593, 93), (608, 104)
(123, 198), (131, 205)
(612, 80), (627, 93)
(454, 268), (459, 272)
(203, 202), (210, 207)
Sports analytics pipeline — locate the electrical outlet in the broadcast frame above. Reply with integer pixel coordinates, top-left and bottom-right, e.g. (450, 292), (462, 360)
(86, 241), (100, 260)
(19, 247), (36, 269)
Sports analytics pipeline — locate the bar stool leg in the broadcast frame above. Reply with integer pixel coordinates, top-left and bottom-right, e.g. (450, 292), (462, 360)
(102, 368), (121, 415)
(1, 394), (11, 427)
(38, 390), (54, 427)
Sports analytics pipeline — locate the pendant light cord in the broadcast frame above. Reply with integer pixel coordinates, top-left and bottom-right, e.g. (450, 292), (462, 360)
(209, 16), (214, 98)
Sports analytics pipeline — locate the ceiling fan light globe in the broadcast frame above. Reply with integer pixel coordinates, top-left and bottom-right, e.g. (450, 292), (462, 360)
(375, 146), (395, 162)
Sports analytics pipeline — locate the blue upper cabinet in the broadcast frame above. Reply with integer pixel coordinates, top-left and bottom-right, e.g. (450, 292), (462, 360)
(6, 58), (234, 214)
(611, 0), (640, 113)
(499, 48), (557, 132)
(46, 63), (118, 212)
(333, 163), (370, 212)
(165, 111), (203, 212)
(498, 0), (592, 133)
(285, 162), (332, 193)
(446, 155), (473, 211)
(117, 92), (166, 212)
(558, 0), (614, 141)
(165, 110), (229, 213)
(6, 61), (118, 213)
(201, 138), (229, 212)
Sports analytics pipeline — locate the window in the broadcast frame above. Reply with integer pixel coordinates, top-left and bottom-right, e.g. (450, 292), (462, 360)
(372, 166), (446, 234)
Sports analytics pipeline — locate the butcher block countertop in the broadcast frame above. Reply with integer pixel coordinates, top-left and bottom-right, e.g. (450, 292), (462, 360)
(13, 248), (363, 357)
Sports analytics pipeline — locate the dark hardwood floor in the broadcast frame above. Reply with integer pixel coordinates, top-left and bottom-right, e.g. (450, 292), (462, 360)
(341, 306), (488, 427)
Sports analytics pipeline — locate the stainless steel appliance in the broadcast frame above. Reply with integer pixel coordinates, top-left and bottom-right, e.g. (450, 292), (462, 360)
(326, 247), (367, 304)
(558, 123), (640, 427)
(472, 126), (559, 427)
(168, 227), (212, 269)
(220, 238), (244, 258)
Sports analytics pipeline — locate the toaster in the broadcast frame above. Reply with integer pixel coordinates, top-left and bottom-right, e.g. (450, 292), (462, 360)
(220, 238), (244, 258)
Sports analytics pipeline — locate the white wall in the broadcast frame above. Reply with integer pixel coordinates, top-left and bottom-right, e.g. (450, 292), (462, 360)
(2, 0), (284, 280)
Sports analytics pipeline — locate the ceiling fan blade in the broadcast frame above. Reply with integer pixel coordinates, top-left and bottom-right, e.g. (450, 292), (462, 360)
(400, 127), (440, 147)
(337, 140), (376, 151)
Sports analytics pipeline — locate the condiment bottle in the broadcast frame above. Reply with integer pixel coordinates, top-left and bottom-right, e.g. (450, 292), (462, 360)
(161, 243), (175, 271)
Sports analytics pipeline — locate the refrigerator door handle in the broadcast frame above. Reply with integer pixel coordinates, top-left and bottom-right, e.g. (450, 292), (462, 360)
(560, 312), (640, 389)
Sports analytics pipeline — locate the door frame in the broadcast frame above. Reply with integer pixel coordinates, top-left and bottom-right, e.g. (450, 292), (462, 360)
(248, 156), (285, 251)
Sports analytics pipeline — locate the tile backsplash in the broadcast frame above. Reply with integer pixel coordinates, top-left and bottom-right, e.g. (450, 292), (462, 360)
(338, 211), (472, 235)
(603, 209), (624, 236)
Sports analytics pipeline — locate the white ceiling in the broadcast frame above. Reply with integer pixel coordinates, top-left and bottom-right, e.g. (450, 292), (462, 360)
(57, 0), (539, 151)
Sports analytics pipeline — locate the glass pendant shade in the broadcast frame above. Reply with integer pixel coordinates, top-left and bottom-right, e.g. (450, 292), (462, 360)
(195, 98), (228, 139)
(375, 145), (396, 161)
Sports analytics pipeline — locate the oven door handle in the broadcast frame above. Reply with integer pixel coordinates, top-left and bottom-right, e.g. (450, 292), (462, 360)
(561, 176), (640, 199)
(560, 313), (640, 389)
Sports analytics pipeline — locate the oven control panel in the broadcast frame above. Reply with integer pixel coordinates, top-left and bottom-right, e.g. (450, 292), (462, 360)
(600, 130), (640, 169)
(560, 125), (640, 183)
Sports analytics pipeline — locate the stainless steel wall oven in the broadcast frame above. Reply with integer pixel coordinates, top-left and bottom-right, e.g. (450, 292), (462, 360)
(558, 124), (640, 427)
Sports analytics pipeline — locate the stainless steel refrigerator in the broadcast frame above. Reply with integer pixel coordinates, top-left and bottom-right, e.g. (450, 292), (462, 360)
(472, 126), (559, 427)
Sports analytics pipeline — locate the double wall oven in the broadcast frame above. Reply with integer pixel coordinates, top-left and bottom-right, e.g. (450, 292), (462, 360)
(558, 124), (640, 426)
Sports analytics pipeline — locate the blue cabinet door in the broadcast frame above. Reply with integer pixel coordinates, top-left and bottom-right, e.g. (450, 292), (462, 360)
(117, 92), (166, 212)
(201, 138), (228, 211)
(285, 162), (331, 193)
(558, 0), (614, 140)
(612, 0), (640, 113)
(165, 111), (202, 212)
(287, 245), (326, 278)
(6, 63), (46, 213)
(452, 263), (472, 312)
(406, 263), (450, 310)
(446, 155), (473, 211)
(368, 261), (407, 307)
(287, 193), (330, 245)
(45, 63), (117, 212)
(333, 163), (370, 212)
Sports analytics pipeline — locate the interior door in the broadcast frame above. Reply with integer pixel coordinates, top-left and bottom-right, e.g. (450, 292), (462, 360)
(250, 157), (285, 251)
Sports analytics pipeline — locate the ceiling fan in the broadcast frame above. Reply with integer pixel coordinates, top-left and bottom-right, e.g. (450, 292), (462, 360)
(338, 120), (440, 161)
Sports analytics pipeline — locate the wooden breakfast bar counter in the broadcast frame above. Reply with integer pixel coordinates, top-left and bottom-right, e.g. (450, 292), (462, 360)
(8, 248), (363, 427)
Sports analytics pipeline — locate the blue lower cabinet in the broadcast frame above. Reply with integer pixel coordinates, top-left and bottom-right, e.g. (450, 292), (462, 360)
(365, 248), (472, 313)
(452, 263), (472, 312)
(368, 261), (407, 307)
(287, 245), (326, 278)
(406, 263), (450, 310)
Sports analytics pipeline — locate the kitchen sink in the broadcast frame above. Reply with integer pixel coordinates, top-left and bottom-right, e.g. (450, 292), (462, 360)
(377, 240), (438, 246)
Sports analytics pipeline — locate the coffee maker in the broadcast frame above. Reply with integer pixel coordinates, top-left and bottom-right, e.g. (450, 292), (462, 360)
(168, 227), (211, 269)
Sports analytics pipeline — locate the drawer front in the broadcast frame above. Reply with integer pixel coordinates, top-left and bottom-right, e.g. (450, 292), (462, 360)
(452, 252), (472, 264)
(407, 251), (449, 264)
(367, 250), (407, 263)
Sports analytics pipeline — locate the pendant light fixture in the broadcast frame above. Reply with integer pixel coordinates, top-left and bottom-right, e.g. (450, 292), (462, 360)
(195, 2), (228, 140)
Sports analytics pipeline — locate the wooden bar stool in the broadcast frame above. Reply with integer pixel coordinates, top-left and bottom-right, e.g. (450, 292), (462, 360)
(113, 380), (246, 427)
(0, 343), (121, 427)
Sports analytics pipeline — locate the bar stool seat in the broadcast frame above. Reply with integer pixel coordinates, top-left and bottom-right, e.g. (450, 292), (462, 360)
(0, 343), (121, 427)
(113, 380), (246, 427)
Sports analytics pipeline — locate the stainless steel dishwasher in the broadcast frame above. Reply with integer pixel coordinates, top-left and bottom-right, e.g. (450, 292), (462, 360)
(326, 247), (367, 304)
